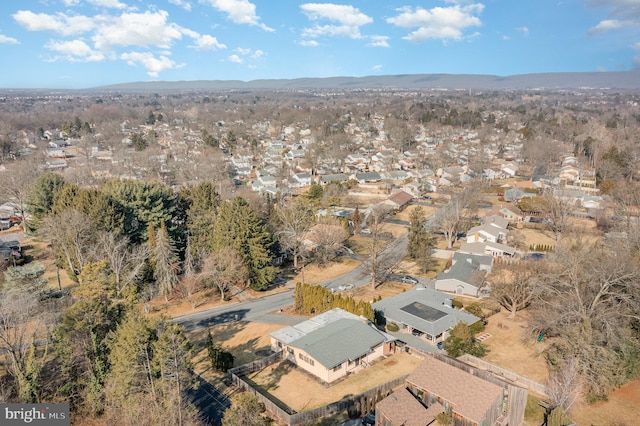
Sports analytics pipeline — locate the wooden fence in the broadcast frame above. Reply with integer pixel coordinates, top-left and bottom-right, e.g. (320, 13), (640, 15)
(458, 353), (548, 397)
(228, 352), (407, 425)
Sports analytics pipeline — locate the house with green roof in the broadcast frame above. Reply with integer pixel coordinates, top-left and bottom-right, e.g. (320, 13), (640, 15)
(270, 308), (395, 383)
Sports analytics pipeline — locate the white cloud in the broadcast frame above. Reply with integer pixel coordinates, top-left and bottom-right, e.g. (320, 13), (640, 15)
(13, 10), (96, 36)
(204, 0), (274, 31)
(368, 35), (390, 47)
(300, 3), (373, 39)
(372, 64), (382, 72)
(588, 19), (632, 34)
(387, 4), (484, 42)
(232, 48), (265, 60)
(91, 11), (184, 50)
(299, 39), (319, 47)
(87, 0), (127, 8)
(45, 39), (105, 61)
(517, 26), (529, 36)
(14, 8), (213, 78)
(120, 51), (183, 77)
(191, 34), (226, 50)
(0, 34), (19, 44)
(169, 0), (192, 11)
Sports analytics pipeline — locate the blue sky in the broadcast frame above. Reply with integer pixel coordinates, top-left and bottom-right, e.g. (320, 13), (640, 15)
(0, 0), (639, 89)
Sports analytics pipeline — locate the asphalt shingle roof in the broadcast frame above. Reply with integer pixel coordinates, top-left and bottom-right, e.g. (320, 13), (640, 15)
(372, 287), (479, 337)
(288, 318), (386, 369)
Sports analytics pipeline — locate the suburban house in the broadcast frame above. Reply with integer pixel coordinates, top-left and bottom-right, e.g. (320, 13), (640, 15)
(376, 355), (527, 426)
(465, 223), (507, 244)
(270, 308), (395, 383)
(489, 204), (524, 223)
(383, 190), (414, 211)
(459, 241), (516, 258)
(354, 171), (382, 183)
(372, 287), (480, 345)
(376, 387), (444, 426)
(320, 173), (350, 185)
(435, 253), (493, 297)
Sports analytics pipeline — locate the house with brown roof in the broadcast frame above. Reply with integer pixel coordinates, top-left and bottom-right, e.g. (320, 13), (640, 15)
(376, 355), (527, 426)
(384, 190), (414, 211)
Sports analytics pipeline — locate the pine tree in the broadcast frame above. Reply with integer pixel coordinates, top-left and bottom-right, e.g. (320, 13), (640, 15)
(153, 223), (179, 302)
(212, 197), (276, 291)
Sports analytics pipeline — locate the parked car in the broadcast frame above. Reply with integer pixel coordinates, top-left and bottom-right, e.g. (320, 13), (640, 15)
(360, 228), (371, 234)
(337, 284), (354, 291)
(437, 341), (444, 350)
(399, 275), (419, 284)
(411, 329), (423, 337)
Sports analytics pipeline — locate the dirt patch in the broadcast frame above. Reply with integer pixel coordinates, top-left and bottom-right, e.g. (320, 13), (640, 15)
(245, 352), (423, 412)
(570, 378), (640, 426)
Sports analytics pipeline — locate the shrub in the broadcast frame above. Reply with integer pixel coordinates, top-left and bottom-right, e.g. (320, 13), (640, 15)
(386, 322), (399, 332)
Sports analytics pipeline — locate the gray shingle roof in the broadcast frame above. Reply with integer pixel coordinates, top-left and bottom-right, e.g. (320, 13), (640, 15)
(287, 318), (386, 369)
(372, 287), (479, 337)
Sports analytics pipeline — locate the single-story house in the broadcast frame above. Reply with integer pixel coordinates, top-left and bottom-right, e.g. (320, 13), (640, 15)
(390, 355), (527, 426)
(372, 287), (480, 344)
(376, 387), (444, 426)
(270, 308), (395, 383)
(384, 190), (414, 211)
(465, 223), (507, 244)
(459, 241), (516, 258)
(320, 173), (350, 185)
(435, 253), (493, 297)
(354, 171), (382, 183)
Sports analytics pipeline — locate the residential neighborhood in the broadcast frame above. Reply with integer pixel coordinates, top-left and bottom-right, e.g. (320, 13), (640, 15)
(0, 85), (639, 426)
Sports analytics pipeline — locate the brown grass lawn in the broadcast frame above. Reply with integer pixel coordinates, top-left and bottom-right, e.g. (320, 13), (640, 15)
(345, 280), (414, 304)
(570, 378), (640, 426)
(480, 310), (550, 384)
(291, 258), (361, 285)
(189, 321), (289, 381)
(244, 352), (423, 412)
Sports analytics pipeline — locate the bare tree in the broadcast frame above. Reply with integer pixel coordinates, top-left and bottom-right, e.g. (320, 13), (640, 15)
(361, 206), (397, 289)
(97, 231), (148, 296)
(309, 218), (349, 267)
(0, 289), (51, 402)
(489, 261), (542, 319)
(545, 357), (583, 412)
(541, 189), (576, 242)
(42, 209), (98, 277)
(201, 248), (248, 301)
(531, 237), (640, 399)
(273, 199), (314, 269)
(432, 186), (478, 249)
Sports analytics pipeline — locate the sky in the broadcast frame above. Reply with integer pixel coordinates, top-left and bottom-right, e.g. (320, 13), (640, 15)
(0, 0), (639, 89)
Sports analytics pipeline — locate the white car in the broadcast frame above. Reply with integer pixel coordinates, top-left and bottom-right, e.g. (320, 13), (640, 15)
(400, 275), (419, 284)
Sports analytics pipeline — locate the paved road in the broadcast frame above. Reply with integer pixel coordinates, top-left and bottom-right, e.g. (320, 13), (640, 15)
(187, 375), (232, 426)
(174, 289), (296, 332)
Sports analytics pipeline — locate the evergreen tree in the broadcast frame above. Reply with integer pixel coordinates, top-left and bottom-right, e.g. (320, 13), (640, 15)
(212, 197), (276, 291)
(407, 206), (438, 273)
(28, 172), (66, 224)
(153, 223), (179, 302)
(222, 392), (269, 426)
(443, 322), (487, 358)
(180, 182), (220, 258)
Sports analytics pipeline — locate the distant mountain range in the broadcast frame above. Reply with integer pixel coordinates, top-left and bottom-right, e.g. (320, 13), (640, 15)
(93, 71), (640, 92)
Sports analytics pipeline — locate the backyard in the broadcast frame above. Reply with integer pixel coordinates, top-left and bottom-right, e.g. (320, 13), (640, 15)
(243, 352), (423, 412)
